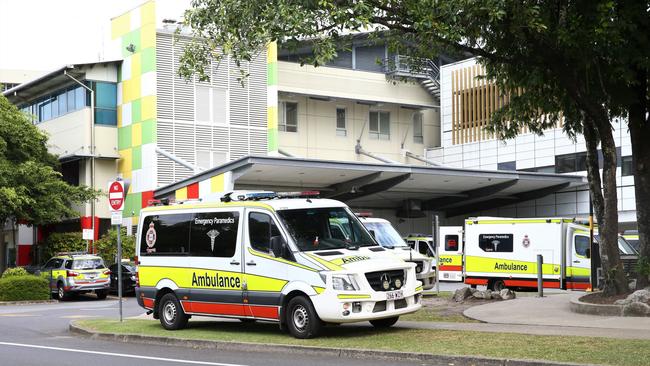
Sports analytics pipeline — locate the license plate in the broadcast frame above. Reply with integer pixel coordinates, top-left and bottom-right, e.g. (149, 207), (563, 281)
(386, 290), (404, 300)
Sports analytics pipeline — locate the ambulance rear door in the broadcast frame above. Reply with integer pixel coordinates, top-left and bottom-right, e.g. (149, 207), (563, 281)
(438, 226), (464, 282)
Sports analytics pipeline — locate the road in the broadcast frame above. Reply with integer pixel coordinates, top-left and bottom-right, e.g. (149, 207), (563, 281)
(0, 294), (445, 366)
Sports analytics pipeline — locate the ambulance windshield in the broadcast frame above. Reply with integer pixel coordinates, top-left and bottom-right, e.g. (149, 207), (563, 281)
(363, 222), (409, 249)
(277, 207), (377, 251)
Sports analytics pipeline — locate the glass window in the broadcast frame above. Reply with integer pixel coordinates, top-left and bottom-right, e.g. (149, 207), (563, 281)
(555, 154), (576, 173)
(498, 161), (516, 171)
(39, 100), (51, 121)
(622, 156), (633, 176)
(196, 86), (210, 122)
(575, 235), (590, 257)
(355, 45), (386, 72)
(190, 212), (239, 257)
(369, 111), (390, 140)
(575, 152), (587, 172)
(75, 87), (86, 110)
(212, 88), (227, 124)
(418, 241), (432, 256)
(58, 92), (67, 115)
(362, 222), (409, 249)
(94, 82), (117, 125)
(445, 235), (459, 251)
(413, 112), (423, 143)
(327, 50), (353, 68)
(140, 214), (191, 255)
(67, 89), (76, 111)
(71, 258), (106, 270)
(280, 102), (298, 132)
(277, 207), (376, 251)
(51, 96), (59, 118)
(478, 234), (513, 252)
(248, 212), (281, 254)
(336, 108), (346, 136)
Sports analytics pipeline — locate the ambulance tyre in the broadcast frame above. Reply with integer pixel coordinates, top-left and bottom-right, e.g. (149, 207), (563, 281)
(490, 279), (506, 292)
(57, 283), (68, 301)
(370, 316), (399, 328)
(286, 296), (323, 339)
(159, 293), (189, 330)
(96, 290), (108, 300)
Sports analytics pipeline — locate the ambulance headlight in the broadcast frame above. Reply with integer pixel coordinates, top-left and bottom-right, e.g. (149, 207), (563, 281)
(332, 275), (359, 291)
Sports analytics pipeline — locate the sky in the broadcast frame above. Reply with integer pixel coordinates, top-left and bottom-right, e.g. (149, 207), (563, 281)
(0, 0), (190, 72)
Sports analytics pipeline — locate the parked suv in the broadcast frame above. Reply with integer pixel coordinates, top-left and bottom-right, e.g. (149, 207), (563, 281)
(39, 252), (111, 300)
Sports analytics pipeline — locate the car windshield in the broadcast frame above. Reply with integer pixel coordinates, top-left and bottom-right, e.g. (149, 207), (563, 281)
(618, 237), (638, 255)
(277, 207), (377, 251)
(363, 222), (409, 249)
(71, 258), (105, 270)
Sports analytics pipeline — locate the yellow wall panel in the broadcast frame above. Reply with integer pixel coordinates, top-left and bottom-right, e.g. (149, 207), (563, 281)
(141, 1), (156, 25)
(111, 13), (130, 39)
(131, 53), (142, 78)
(131, 123), (142, 147)
(141, 95), (157, 120)
(210, 175), (225, 193)
(176, 187), (188, 201)
(117, 105), (122, 127)
(267, 42), (277, 63)
(122, 77), (141, 104)
(140, 23), (156, 49)
(118, 148), (132, 179)
(267, 106), (278, 129)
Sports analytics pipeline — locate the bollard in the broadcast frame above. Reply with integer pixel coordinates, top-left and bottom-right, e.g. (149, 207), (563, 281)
(537, 254), (543, 297)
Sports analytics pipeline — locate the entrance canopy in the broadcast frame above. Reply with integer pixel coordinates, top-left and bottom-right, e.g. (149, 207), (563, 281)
(154, 155), (587, 218)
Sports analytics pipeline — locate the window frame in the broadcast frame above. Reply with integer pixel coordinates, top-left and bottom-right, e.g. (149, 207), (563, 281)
(190, 210), (241, 258)
(478, 234), (514, 253)
(369, 110), (390, 140)
(336, 107), (347, 137)
(574, 234), (591, 258)
(247, 210), (283, 255)
(279, 101), (298, 132)
(412, 112), (423, 144)
(195, 85), (228, 125)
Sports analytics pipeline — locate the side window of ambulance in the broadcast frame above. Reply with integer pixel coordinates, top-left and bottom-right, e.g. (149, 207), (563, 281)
(575, 235), (590, 258)
(43, 259), (56, 269)
(248, 212), (281, 254)
(140, 214), (192, 255)
(418, 241), (430, 256)
(445, 235), (459, 251)
(478, 234), (514, 252)
(406, 240), (416, 250)
(190, 211), (240, 258)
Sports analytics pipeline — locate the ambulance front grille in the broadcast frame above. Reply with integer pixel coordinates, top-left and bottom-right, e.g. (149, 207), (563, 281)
(365, 270), (406, 292)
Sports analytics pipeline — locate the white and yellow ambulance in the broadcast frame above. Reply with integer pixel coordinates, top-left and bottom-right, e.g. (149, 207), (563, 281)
(357, 216), (436, 290)
(135, 191), (422, 338)
(404, 227), (465, 283)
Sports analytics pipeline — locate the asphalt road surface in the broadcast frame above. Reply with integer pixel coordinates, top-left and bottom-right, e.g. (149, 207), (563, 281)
(0, 294), (446, 366)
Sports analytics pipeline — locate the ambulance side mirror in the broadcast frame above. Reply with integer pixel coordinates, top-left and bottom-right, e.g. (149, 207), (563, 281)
(271, 235), (290, 259)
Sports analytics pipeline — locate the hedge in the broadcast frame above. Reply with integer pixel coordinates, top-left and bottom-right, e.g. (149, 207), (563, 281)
(0, 275), (50, 301)
(2, 267), (29, 278)
(41, 232), (86, 263)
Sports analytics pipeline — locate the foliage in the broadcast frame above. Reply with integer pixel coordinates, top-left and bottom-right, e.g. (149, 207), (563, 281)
(636, 256), (650, 279)
(41, 232), (87, 262)
(95, 227), (136, 265)
(1, 267), (28, 278)
(0, 275), (49, 301)
(0, 94), (98, 226)
(177, 0), (645, 294)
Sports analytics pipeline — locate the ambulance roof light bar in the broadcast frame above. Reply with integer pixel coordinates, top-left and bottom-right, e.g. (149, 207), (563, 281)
(220, 190), (321, 202)
(355, 212), (374, 218)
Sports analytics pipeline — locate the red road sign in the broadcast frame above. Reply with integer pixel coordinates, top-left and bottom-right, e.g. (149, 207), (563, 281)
(109, 181), (125, 211)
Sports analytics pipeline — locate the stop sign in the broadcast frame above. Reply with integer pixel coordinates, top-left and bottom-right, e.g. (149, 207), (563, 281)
(108, 181), (125, 211)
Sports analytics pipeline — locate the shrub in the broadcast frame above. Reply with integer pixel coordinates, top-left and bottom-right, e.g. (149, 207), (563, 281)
(95, 227), (135, 265)
(0, 275), (50, 301)
(1, 267), (29, 278)
(41, 232), (86, 262)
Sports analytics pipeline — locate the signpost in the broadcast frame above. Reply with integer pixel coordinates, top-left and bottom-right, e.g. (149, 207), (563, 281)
(109, 179), (125, 322)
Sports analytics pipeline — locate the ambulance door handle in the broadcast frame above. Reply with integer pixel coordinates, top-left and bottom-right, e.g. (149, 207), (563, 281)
(230, 260), (240, 266)
(246, 261), (257, 266)
(573, 260), (580, 263)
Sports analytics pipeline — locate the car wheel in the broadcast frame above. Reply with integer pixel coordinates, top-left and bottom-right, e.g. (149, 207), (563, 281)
(96, 290), (108, 300)
(57, 283), (68, 301)
(286, 296), (323, 339)
(158, 293), (189, 330)
(491, 279), (506, 292)
(369, 316), (399, 328)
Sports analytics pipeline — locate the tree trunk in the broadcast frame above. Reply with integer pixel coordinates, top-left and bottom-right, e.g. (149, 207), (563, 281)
(584, 116), (629, 295)
(628, 72), (650, 289)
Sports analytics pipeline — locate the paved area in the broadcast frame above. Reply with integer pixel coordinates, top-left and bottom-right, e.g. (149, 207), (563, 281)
(463, 292), (650, 339)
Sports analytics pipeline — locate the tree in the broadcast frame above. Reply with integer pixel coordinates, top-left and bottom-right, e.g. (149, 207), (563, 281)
(95, 227), (135, 265)
(178, 0), (648, 294)
(0, 95), (98, 270)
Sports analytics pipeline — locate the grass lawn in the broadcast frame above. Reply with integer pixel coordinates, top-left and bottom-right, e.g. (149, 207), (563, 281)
(399, 305), (478, 322)
(78, 319), (650, 366)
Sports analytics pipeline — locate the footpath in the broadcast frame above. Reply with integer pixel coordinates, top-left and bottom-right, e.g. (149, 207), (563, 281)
(461, 292), (650, 340)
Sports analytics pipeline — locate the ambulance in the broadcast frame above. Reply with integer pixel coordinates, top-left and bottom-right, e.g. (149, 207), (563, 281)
(463, 217), (636, 291)
(357, 216), (436, 290)
(135, 191), (422, 339)
(404, 228), (465, 282)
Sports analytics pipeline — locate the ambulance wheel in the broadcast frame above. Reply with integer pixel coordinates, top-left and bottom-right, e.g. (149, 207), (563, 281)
(490, 280), (506, 292)
(370, 316), (399, 328)
(57, 283), (68, 301)
(286, 296), (323, 339)
(96, 290), (108, 300)
(159, 293), (189, 330)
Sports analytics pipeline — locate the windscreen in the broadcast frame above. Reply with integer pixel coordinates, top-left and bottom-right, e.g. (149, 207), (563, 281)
(277, 207), (377, 251)
(618, 237), (638, 255)
(71, 258), (105, 270)
(363, 222), (409, 249)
